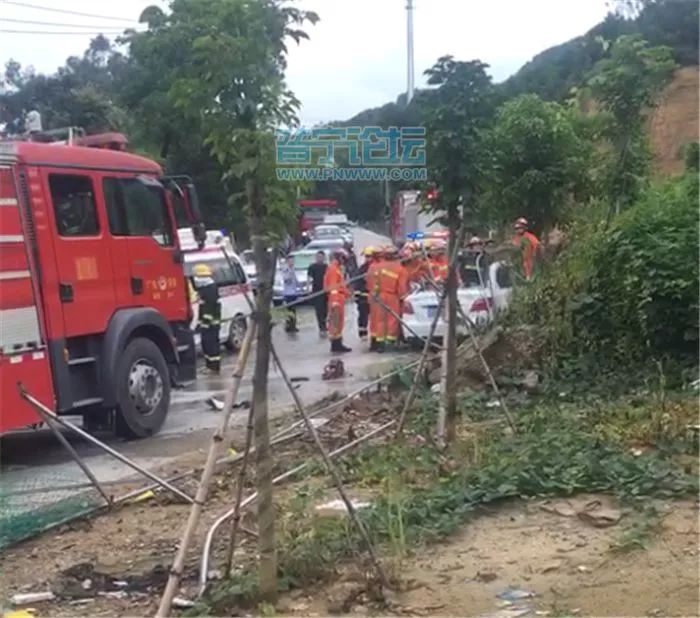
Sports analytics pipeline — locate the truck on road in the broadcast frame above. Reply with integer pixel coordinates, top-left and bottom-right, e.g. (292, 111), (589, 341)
(390, 190), (445, 245)
(0, 130), (205, 438)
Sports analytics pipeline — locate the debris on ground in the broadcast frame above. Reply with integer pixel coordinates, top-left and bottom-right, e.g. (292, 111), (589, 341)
(539, 497), (622, 527)
(539, 500), (576, 518)
(576, 500), (622, 528)
(314, 498), (371, 518)
(496, 587), (536, 602)
(322, 359), (346, 380)
(172, 597), (195, 608)
(206, 397), (224, 411)
(10, 591), (56, 605)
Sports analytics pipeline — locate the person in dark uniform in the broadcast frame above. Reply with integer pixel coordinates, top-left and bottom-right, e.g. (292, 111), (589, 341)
(192, 263), (221, 374)
(354, 246), (375, 340)
(307, 250), (328, 337)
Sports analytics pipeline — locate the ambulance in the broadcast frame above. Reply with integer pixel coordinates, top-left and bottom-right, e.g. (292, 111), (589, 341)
(178, 229), (250, 353)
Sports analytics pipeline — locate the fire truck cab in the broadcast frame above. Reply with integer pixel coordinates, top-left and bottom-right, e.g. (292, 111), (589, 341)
(0, 133), (205, 438)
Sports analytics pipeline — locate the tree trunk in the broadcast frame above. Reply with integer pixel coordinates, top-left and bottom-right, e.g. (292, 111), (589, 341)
(248, 178), (277, 602)
(443, 204), (459, 444)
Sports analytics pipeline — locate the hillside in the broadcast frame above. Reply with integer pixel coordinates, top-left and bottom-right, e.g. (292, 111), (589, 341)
(503, 0), (698, 101)
(649, 66), (699, 175)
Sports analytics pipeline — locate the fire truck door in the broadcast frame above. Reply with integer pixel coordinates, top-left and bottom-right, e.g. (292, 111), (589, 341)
(102, 176), (187, 322)
(45, 172), (117, 336)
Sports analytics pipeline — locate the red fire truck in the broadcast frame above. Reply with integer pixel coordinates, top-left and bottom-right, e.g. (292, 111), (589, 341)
(0, 131), (206, 438)
(297, 198), (339, 235)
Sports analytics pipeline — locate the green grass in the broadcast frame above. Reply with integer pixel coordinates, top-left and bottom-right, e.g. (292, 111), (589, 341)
(197, 387), (698, 614)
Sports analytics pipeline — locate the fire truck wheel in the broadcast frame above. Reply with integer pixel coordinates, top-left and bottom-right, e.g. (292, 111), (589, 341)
(115, 337), (171, 439)
(225, 316), (247, 352)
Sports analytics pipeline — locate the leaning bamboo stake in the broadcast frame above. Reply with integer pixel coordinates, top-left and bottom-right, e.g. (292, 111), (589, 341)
(395, 239), (462, 438)
(156, 319), (258, 618)
(455, 303), (517, 433)
(223, 400), (256, 576)
(269, 341), (391, 590)
(394, 275), (448, 437)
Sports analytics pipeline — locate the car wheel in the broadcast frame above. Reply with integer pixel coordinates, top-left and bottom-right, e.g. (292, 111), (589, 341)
(115, 337), (171, 439)
(225, 316), (248, 352)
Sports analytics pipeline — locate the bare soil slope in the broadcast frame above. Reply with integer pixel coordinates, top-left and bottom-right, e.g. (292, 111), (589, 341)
(649, 66), (699, 176)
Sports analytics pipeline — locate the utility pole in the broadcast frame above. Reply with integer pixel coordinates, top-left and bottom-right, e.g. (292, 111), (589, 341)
(406, 0), (415, 104)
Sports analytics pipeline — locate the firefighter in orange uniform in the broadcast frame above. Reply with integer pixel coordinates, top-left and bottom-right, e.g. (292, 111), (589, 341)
(512, 217), (541, 280)
(401, 243), (421, 288)
(427, 239), (449, 283)
(374, 245), (403, 350)
(367, 247), (384, 351)
(324, 249), (352, 353)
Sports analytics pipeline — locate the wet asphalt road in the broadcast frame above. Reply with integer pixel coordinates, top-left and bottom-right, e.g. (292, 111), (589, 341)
(0, 227), (406, 506)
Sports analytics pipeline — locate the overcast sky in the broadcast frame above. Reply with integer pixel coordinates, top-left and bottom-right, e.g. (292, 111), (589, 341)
(1, 0), (610, 124)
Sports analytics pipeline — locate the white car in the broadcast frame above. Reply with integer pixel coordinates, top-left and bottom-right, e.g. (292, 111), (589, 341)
(274, 249), (334, 302)
(241, 250), (257, 289)
(184, 248), (250, 352)
(402, 261), (512, 344)
(313, 224), (352, 245)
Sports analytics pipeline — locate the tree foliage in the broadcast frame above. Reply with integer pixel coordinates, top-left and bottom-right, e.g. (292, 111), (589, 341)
(587, 35), (676, 211)
(503, 0), (696, 102)
(484, 94), (591, 230)
(514, 172), (699, 367)
(421, 56), (495, 208)
(1, 36), (129, 134)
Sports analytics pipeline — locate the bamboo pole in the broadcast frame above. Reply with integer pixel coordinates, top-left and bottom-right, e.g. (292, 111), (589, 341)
(223, 400), (256, 575)
(454, 303), (517, 433)
(19, 387), (113, 506)
(394, 237), (462, 438)
(269, 341), (391, 590)
(156, 318), (257, 618)
(19, 389), (193, 504)
(198, 419), (396, 593)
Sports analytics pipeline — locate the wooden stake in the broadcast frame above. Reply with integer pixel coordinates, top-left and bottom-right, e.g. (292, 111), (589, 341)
(223, 400), (256, 576)
(393, 281), (448, 437)
(156, 318), (257, 618)
(455, 304), (517, 433)
(269, 342), (391, 590)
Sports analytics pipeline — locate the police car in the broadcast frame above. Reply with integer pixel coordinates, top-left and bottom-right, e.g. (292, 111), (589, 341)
(179, 229), (250, 352)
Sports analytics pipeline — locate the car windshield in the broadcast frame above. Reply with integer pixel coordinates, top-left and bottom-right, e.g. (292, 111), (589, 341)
(289, 253), (317, 270)
(185, 256), (245, 286)
(314, 226), (342, 237)
(307, 239), (343, 251)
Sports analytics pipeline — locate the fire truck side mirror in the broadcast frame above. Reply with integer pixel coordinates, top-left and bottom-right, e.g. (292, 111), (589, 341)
(185, 183), (206, 249)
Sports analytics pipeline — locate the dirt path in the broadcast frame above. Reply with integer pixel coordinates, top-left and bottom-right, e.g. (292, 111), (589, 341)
(287, 495), (699, 618)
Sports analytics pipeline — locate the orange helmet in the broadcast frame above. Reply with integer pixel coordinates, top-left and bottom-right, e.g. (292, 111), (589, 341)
(399, 246), (414, 261)
(383, 244), (399, 258)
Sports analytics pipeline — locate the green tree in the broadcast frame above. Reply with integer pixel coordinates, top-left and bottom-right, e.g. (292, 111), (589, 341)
(485, 94), (591, 231)
(1, 36), (129, 134)
(135, 0), (316, 601)
(587, 34), (676, 216)
(421, 56), (495, 443)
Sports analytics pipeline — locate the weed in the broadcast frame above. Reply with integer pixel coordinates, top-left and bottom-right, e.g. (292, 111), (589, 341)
(199, 389), (697, 614)
(611, 502), (664, 552)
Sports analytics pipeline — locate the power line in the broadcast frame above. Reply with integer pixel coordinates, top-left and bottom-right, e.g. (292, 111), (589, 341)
(0, 17), (142, 28)
(0, 1), (137, 23)
(0, 28), (128, 34)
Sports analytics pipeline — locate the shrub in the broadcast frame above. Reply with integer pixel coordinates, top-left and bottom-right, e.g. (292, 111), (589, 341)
(513, 172), (699, 368)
